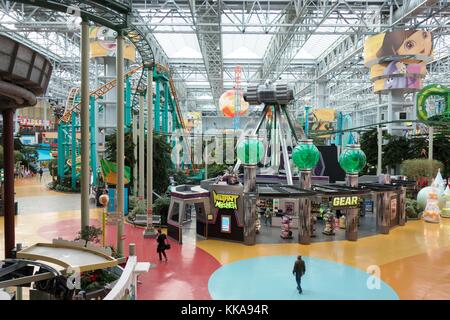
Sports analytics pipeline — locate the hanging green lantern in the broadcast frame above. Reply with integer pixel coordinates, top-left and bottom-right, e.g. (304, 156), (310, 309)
(339, 144), (366, 174)
(237, 136), (265, 165)
(292, 139), (320, 170)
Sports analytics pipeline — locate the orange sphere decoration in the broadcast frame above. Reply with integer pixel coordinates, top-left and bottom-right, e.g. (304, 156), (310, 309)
(219, 89), (249, 118)
(99, 194), (109, 206)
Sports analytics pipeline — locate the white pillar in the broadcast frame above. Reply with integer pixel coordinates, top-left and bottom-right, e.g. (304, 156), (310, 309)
(80, 21), (90, 230)
(139, 95), (145, 198)
(144, 67), (157, 238)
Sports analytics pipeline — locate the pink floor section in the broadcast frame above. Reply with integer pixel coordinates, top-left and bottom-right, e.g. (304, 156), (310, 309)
(37, 219), (221, 300)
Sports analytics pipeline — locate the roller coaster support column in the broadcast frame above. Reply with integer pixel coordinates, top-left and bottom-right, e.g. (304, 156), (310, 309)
(144, 65), (157, 238)
(154, 72), (161, 134)
(90, 96), (97, 187)
(169, 95), (179, 169)
(71, 111), (77, 191)
(163, 80), (169, 141)
(138, 95), (145, 198)
(132, 112), (137, 197)
(116, 33), (125, 257)
(3, 108), (15, 258)
(304, 105), (311, 138)
(57, 123), (65, 181)
(80, 20), (90, 231)
(125, 76), (131, 130)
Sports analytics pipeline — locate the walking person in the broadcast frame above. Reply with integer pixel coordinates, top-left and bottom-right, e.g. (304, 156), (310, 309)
(292, 255), (306, 294)
(156, 229), (169, 262)
(264, 207), (272, 226)
(38, 167), (44, 182)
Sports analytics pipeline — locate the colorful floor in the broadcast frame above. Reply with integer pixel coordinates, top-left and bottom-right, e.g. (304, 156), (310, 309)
(1, 176), (450, 300)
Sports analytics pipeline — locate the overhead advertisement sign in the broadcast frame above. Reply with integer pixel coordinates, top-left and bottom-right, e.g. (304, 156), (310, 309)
(364, 30), (433, 93)
(89, 26), (136, 62)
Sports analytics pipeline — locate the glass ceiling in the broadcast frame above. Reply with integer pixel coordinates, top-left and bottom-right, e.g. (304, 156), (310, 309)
(153, 23), (344, 61)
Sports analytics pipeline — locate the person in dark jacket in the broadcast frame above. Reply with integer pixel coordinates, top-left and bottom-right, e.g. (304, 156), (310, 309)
(38, 167), (43, 182)
(156, 229), (168, 262)
(292, 255), (306, 294)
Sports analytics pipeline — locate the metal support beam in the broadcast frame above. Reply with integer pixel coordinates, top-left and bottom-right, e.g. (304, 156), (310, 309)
(132, 112), (138, 197)
(2, 108), (15, 259)
(163, 80), (169, 139)
(139, 95), (145, 198)
(71, 111), (77, 191)
(90, 96), (97, 187)
(155, 78), (160, 133)
(80, 21), (90, 231)
(144, 67), (157, 238)
(189, 0), (223, 107)
(116, 34), (125, 257)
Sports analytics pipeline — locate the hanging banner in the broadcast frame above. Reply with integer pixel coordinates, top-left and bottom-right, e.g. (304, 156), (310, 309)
(364, 30), (433, 93)
(89, 26), (136, 62)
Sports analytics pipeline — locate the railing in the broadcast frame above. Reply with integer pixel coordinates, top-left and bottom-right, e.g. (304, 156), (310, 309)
(103, 243), (150, 300)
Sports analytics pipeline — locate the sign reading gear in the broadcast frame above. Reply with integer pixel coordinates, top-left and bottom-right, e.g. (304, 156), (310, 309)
(213, 191), (239, 209)
(331, 196), (360, 208)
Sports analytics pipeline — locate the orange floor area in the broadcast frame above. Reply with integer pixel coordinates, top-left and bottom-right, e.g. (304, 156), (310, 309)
(1, 176), (450, 300)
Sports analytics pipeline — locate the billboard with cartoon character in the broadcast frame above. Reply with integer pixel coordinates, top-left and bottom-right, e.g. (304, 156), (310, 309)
(364, 30), (433, 93)
(89, 26), (136, 61)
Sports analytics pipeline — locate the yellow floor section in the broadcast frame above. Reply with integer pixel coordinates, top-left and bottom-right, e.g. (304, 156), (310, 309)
(2, 177), (450, 299)
(197, 220), (450, 268)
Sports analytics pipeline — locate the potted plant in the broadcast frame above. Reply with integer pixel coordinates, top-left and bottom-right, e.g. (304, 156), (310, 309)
(405, 198), (420, 220)
(74, 225), (103, 247)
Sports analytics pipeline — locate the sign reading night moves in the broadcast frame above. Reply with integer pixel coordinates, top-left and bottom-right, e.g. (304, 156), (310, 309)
(213, 191), (239, 209)
(331, 196), (360, 208)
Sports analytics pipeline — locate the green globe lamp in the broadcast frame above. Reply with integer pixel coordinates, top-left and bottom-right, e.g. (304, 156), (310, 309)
(236, 135), (265, 166)
(236, 135), (265, 246)
(339, 144), (366, 178)
(292, 139), (320, 190)
(292, 139), (320, 171)
(338, 144), (366, 242)
(292, 139), (320, 245)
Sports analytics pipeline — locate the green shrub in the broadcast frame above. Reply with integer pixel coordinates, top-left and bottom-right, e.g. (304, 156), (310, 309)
(130, 199), (146, 220)
(75, 225), (103, 246)
(405, 198), (420, 219)
(401, 159), (444, 179)
(153, 195), (170, 225)
(47, 181), (57, 190)
(207, 163), (228, 179)
(128, 196), (138, 211)
(168, 169), (189, 185)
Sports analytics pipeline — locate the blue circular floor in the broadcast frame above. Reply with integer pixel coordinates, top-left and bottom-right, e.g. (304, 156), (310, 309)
(208, 256), (399, 300)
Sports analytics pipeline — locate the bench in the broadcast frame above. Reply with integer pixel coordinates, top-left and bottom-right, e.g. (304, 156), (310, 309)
(129, 214), (162, 227)
(130, 214), (148, 227)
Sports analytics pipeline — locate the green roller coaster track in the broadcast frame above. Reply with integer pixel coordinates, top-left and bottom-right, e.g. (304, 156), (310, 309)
(308, 119), (450, 138)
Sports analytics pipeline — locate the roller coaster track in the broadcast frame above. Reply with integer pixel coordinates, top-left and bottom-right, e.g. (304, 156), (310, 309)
(60, 65), (143, 122)
(14, 1), (155, 65)
(61, 64), (187, 132)
(308, 119), (450, 137)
